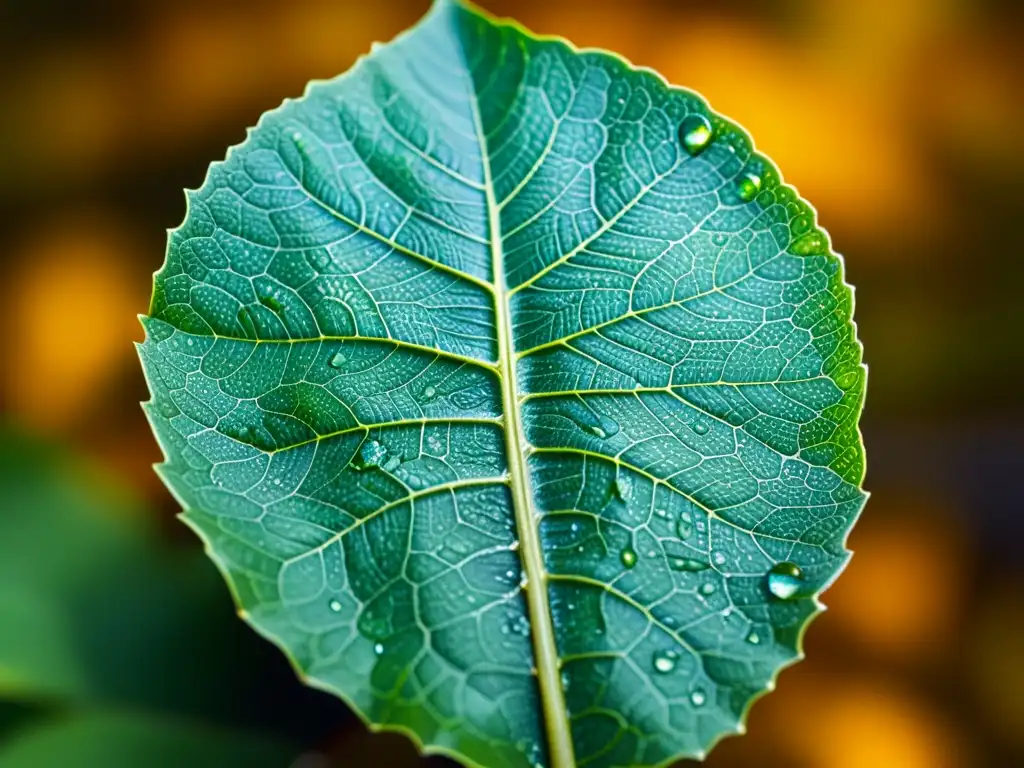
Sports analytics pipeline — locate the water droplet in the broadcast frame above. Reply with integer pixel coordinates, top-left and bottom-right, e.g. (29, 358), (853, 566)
(374, 643), (384, 655)
(690, 689), (706, 706)
(767, 561), (804, 600)
(711, 233), (728, 247)
(679, 114), (713, 156)
(420, 385), (437, 401)
(835, 370), (858, 390)
(746, 631), (761, 645)
(713, 552), (726, 566)
(692, 421), (709, 436)
(382, 455), (401, 472)
(670, 557), (708, 572)
(329, 351), (347, 368)
(613, 474), (633, 501)
(791, 213), (814, 236)
(653, 649), (680, 674)
(737, 171), (762, 202)
(561, 670), (571, 689)
(591, 426), (607, 438)
(700, 582), (716, 596)
(676, 514), (694, 540)
(791, 231), (828, 256)
(620, 548), (638, 569)
(358, 439), (388, 469)
(328, 599), (342, 612)
(259, 294), (283, 312)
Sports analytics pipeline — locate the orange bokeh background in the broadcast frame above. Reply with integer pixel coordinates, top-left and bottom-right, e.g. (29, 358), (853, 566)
(1, 0), (1021, 765)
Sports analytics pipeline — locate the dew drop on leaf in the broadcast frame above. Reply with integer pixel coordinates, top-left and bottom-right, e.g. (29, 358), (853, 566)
(420, 385), (437, 401)
(328, 599), (342, 613)
(374, 643), (384, 655)
(790, 231), (828, 256)
(259, 294), (283, 313)
(737, 171), (762, 202)
(700, 582), (715, 596)
(676, 512), (694, 540)
(766, 561), (804, 600)
(669, 557), (707, 572)
(358, 439), (388, 469)
(652, 649), (679, 674)
(692, 421), (709, 435)
(679, 114), (713, 156)
(746, 631), (761, 645)
(690, 689), (706, 707)
(329, 351), (347, 368)
(620, 548), (638, 568)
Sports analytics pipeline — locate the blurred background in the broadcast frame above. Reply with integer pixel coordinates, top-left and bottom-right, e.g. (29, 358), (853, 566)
(0, 0), (1021, 765)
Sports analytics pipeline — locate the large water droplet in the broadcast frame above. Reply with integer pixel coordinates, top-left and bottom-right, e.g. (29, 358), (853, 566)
(746, 630), (761, 645)
(653, 649), (680, 673)
(692, 421), (709, 436)
(420, 385), (437, 402)
(835, 369), (858, 390)
(329, 351), (347, 368)
(328, 598), (342, 613)
(700, 582), (716, 596)
(620, 548), (638, 569)
(669, 557), (708, 572)
(679, 114), (713, 156)
(690, 688), (706, 706)
(767, 561), (804, 600)
(374, 643), (384, 656)
(737, 171), (762, 202)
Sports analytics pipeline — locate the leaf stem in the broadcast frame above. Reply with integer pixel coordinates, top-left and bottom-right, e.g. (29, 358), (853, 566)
(471, 72), (577, 768)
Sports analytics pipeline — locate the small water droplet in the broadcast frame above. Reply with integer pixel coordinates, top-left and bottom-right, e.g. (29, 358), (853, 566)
(653, 649), (680, 674)
(670, 557), (708, 572)
(328, 599), (342, 612)
(420, 385), (437, 401)
(701, 582), (716, 596)
(711, 233), (728, 247)
(746, 631), (761, 645)
(791, 231), (828, 256)
(692, 421), (709, 436)
(737, 171), (762, 202)
(591, 426), (607, 438)
(620, 548), (638, 569)
(561, 670), (571, 689)
(713, 552), (726, 566)
(676, 515), (694, 540)
(358, 439), (388, 469)
(766, 561), (804, 600)
(374, 643), (384, 655)
(690, 689), (706, 706)
(329, 351), (347, 368)
(835, 370), (858, 390)
(613, 474), (633, 501)
(259, 294), (283, 313)
(679, 114), (713, 156)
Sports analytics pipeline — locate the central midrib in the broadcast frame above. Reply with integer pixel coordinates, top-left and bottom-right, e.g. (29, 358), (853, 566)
(465, 64), (577, 768)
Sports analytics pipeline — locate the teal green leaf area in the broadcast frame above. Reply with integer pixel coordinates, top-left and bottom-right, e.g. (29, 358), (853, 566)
(138, 1), (867, 766)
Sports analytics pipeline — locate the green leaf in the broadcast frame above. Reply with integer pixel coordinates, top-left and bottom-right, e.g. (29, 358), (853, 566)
(0, 711), (293, 768)
(138, 1), (867, 766)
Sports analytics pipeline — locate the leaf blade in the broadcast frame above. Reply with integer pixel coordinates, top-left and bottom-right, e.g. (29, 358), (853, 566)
(140, 1), (867, 766)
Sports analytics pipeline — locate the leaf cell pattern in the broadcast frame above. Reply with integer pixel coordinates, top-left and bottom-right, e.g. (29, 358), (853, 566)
(139, 2), (867, 767)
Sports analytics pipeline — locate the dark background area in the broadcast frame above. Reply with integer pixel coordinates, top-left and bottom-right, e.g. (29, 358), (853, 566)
(0, 0), (1021, 766)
